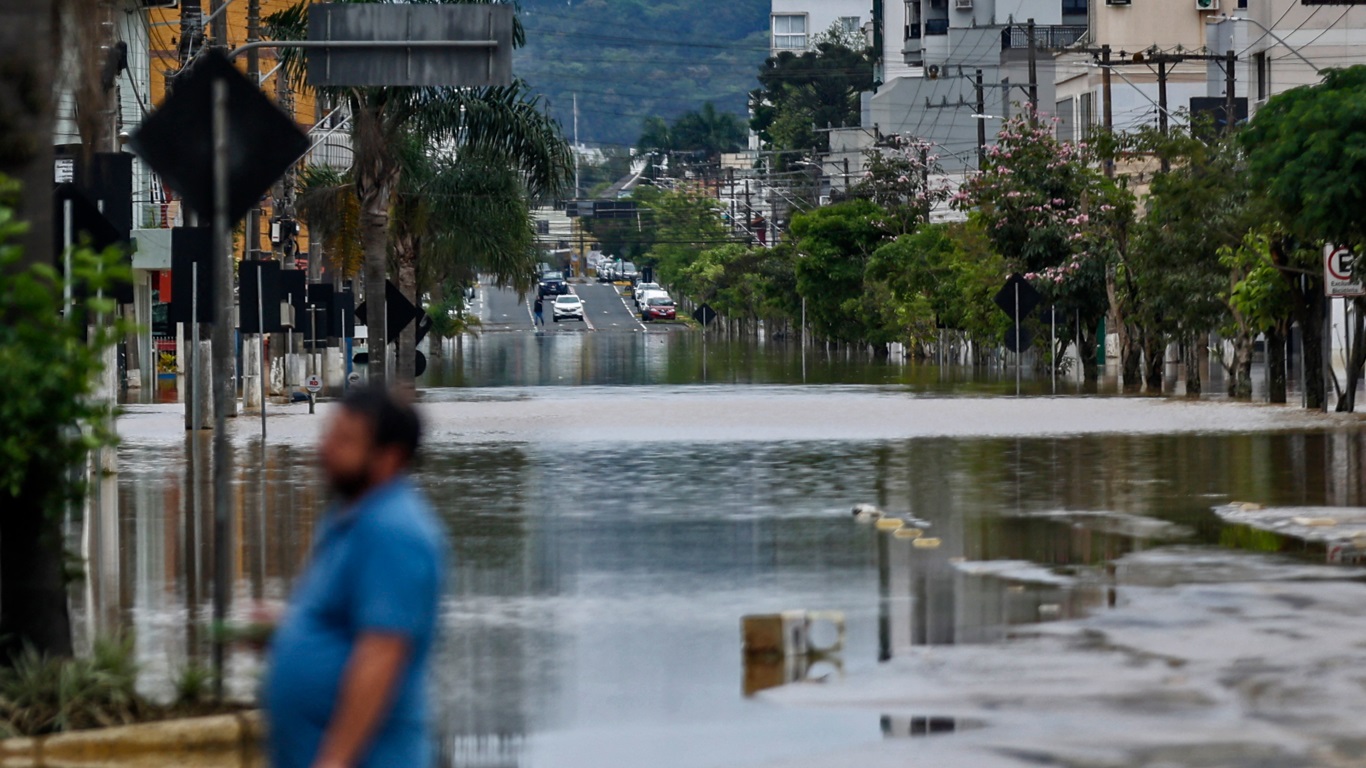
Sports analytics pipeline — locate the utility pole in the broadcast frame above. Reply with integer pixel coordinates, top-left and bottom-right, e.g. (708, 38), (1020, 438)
(245, 0), (260, 263)
(975, 68), (986, 170)
(1224, 49), (1237, 134)
(1026, 19), (1038, 118)
(573, 93), (580, 198)
(1101, 44), (1114, 178)
(209, 0), (228, 48)
(1157, 61), (1170, 173)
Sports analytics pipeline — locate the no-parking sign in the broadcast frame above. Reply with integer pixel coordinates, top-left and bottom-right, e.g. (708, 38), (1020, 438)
(1325, 245), (1365, 297)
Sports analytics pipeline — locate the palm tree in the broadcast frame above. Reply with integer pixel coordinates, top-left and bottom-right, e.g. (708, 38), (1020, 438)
(267, 0), (572, 385)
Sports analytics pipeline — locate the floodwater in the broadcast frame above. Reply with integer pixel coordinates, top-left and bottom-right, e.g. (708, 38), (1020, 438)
(93, 330), (1366, 768)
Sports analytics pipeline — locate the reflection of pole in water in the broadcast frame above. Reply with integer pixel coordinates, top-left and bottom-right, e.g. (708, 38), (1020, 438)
(876, 530), (891, 662)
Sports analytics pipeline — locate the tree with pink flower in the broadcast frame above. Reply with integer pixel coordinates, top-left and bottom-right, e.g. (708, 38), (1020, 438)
(959, 109), (1133, 383)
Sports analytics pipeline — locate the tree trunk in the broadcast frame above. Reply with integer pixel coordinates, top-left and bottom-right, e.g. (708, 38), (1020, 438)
(1335, 298), (1366, 412)
(1267, 325), (1287, 404)
(1121, 326), (1142, 392)
(394, 237), (418, 385)
(1080, 321), (1100, 386)
(0, 0), (54, 272)
(359, 178), (393, 388)
(1143, 332), (1164, 392)
(1185, 336), (1202, 397)
(0, 485), (74, 660)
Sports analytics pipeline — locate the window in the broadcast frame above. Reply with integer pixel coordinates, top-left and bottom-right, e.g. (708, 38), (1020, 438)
(1255, 51), (1268, 101)
(839, 16), (862, 35)
(772, 14), (808, 49)
(925, 18), (949, 35)
(1061, 0), (1087, 14)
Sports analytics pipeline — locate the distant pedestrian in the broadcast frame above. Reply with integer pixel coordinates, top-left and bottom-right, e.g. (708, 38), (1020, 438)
(264, 387), (447, 768)
(533, 296), (545, 326)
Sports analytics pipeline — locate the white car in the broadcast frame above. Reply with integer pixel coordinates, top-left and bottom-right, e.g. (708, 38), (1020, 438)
(552, 294), (585, 322)
(635, 289), (668, 310)
(633, 282), (662, 308)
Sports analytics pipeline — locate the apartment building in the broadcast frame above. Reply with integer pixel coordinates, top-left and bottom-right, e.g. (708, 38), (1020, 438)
(770, 0), (869, 52)
(1053, 0), (1226, 139)
(1210, 3), (1366, 113)
(863, 0), (1088, 171)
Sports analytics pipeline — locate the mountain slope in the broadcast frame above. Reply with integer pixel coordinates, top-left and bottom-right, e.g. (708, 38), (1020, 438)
(514, 0), (770, 150)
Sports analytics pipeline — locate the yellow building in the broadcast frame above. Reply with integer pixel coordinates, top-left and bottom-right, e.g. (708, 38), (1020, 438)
(144, 1), (343, 262)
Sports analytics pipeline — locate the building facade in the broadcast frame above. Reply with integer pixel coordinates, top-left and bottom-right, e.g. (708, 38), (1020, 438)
(864, 0), (1087, 172)
(770, 0), (869, 52)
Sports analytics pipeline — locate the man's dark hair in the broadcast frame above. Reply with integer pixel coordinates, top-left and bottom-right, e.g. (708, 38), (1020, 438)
(339, 386), (422, 460)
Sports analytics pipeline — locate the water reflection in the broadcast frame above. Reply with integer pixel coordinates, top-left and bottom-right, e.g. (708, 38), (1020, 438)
(93, 411), (1366, 767)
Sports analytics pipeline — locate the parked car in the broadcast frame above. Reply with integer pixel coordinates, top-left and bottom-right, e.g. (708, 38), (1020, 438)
(539, 274), (569, 297)
(635, 288), (668, 310)
(632, 282), (662, 307)
(641, 295), (676, 322)
(619, 261), (639, 283)
(552, 294), (585, 322)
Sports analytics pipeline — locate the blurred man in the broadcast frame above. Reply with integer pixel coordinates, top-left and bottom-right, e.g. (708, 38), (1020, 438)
(265, 387), (447, 768)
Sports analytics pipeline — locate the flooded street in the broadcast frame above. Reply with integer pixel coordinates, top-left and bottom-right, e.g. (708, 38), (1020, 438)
(101, 310), (1366, 768)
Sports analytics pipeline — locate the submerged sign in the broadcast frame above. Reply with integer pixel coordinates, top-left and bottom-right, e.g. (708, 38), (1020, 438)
(1325, 245), (1365, 297)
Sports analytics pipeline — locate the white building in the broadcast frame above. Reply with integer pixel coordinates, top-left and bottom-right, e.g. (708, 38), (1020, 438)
(863, 0), (1087, 171)
(770, 0), (868, 52)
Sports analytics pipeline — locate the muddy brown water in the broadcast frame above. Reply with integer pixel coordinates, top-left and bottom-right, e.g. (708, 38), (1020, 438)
(94, 332), (1365, 768)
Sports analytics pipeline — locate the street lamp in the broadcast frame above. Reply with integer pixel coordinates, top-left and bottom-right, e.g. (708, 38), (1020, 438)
(970, 113), (1002, 120)
(1218, 15), (1322, 73)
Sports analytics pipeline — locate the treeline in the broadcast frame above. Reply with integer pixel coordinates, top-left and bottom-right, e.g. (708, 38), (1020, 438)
(592, 66), (1366, 411)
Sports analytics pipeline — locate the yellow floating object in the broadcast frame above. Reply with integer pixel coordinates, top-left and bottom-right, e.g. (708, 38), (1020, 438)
(893, 527), (923, 540)
(875, 518), (904, 531)
(1292, 516), (1338, 527)
(912, 537), (942, 549)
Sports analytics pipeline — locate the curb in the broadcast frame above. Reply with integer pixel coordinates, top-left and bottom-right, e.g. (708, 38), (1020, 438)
(0, 710), (264, 767)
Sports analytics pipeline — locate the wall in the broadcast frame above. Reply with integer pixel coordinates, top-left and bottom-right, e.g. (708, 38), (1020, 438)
(771, 0), (869, 50)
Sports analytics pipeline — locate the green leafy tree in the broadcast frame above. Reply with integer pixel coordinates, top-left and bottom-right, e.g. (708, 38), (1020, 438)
(1241, 65), (1366, 410)
(790, 200), (894, 351)
(1124, 128), (1254, 396)
(960, 112), (1132, 382)
(750, 39), (874, 154)
(267, 0), (572, 385)
(848, 135), (952, 236)
(0, 177), (128, 659)
(1220, 231), (1293, 401)
(867, 221), (1008, 358)
(639, 103), (747, 158)
(635, 185), (738, 292)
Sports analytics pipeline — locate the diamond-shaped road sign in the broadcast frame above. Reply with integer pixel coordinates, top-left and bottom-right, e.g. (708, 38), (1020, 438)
(1004, 324), (1035, 353)
(127, 49), (310, 224)
(693, 303), (718, 327)
(994, 273), (1041, 320)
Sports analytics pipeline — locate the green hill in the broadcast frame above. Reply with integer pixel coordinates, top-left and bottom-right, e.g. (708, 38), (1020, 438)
(513, 0), (770, 150)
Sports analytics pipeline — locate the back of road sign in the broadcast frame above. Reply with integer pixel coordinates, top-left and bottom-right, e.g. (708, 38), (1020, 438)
(307, 3), (514, 88)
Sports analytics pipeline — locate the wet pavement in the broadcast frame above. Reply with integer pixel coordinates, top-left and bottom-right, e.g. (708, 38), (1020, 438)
(95, 309), (1366, 768)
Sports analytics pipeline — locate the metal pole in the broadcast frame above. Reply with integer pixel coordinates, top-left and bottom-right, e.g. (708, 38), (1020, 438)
(210, 75), (232, 701)
(1224, 49), (1237, 134)
(191, 262), (200, 431)
(975, 69), (986, 171)
(1157, 60), (1170, 173)
(1015, 283), (1021, 397)
(1101, 45), (1114, 178)
(257, 267), (267, 437)
(1026, 19), (1038, 117)
(1051, 306), (1056, 395)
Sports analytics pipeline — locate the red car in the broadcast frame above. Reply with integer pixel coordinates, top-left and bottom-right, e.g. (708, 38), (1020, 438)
(642, 296), (676, 322)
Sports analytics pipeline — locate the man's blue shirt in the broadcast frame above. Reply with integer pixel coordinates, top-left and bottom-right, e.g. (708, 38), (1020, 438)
(265, 477), (447, 768)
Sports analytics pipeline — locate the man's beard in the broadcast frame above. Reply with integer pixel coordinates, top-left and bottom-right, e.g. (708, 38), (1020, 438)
(328, 465), (372, 502)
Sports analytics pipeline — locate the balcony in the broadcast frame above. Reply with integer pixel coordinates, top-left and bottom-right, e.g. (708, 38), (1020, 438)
(1000, 24), (1087, 50)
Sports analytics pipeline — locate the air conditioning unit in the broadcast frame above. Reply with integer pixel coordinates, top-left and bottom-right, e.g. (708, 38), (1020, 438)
(1195, 0), (1219, 9)
(955, 0), (973, 8)
(927, 64), (941, 79)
